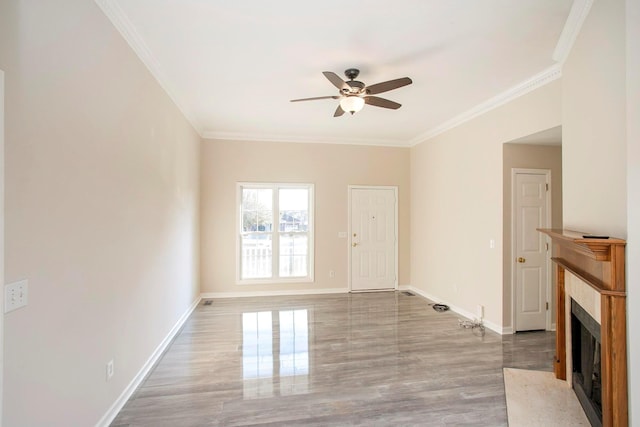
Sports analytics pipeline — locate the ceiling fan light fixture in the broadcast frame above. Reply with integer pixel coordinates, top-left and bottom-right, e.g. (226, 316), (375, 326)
(291, 69), (412, 117)
(340, 96), (365, 114)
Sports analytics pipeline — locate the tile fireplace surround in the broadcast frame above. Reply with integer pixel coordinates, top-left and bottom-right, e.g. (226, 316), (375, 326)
(538, 229), (627, 427)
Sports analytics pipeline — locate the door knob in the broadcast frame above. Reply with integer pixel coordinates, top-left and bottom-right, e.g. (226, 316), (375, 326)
(352, 242), (358, 247)
(517, 257), (526, 263)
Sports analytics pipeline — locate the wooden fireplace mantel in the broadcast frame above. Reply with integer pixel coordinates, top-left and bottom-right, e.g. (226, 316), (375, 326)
(538, 228), (627, 427)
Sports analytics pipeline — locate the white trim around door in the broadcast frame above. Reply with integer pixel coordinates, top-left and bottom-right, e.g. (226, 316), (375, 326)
(348, 185), (398, 292)
(510, 168), (552, 332)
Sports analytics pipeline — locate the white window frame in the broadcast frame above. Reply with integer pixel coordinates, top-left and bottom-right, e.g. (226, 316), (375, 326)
(236, 182), (315, 285)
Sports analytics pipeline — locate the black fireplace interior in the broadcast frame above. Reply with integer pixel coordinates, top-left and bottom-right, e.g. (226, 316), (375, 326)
(571, 299), (602, 427)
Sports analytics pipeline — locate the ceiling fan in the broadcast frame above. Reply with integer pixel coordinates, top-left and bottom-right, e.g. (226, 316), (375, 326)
(290, 68), (412, 117)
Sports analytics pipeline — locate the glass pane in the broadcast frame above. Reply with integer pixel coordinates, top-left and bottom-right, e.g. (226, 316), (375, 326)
(279, 188), (308, 232)
(279, 210), (308, 232)
(242, 189), (258, 211)
(242, 188), (273, 232)
(279, 189), (308, 210)
(242, 211), (257, 233)
(257, 210), (273, 232)
(257, 189), (272, 210)
(279, 234), (308, 277)
(242, 234), (272, 279)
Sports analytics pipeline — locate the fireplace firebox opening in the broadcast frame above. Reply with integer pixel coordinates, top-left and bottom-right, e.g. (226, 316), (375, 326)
(571, 299), (602, 427)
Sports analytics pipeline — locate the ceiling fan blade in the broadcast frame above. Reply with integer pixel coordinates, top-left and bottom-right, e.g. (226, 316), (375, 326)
(290, 96), (340, 102)
(365, 96), (401, 110)
(366, 77), (412, 95)
(333, 105), (345, 117)
(323, 71), (350, 91)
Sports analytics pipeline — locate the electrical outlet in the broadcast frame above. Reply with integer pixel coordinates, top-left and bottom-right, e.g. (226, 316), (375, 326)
(4, 280), (28, 313)
(106, 360), (114, 381)
(329, 270), (335, 278)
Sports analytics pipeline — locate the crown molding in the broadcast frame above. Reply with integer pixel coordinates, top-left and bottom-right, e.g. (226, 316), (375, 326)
(202, 131), (409, 147)
(553, 0), (594, 64)
(408, 64), (562, 146)
(94, 0), (204, 136)
(211, 62), (562, 148)
(408, 0), (591, 147)
(96, 0), (582, 149)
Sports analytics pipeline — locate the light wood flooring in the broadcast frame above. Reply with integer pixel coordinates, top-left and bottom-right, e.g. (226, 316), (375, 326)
(112, 292), (555, 426)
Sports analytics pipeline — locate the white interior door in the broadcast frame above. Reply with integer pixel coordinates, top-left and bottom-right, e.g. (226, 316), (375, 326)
(349, 187), (397, 291)
(514, 170), (550, 331)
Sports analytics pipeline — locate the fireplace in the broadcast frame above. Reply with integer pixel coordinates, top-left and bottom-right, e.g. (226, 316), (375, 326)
(571, 299), (602, 426)
(538, 229), (627, 427)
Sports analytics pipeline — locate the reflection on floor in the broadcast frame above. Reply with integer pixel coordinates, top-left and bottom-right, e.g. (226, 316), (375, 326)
(112, 292), (557, 427)
(242, 309), (309, 398)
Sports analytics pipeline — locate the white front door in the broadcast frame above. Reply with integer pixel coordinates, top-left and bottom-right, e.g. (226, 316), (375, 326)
(349, 187), (397, 291)
(514, 170), (550, 331)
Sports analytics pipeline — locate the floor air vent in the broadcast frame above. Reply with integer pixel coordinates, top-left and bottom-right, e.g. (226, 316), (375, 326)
(203, 300), (213, 306)
(402, 291), (415, 296)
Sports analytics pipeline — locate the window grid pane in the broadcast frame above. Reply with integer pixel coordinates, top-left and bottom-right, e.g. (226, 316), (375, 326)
(242, 188), (273, 232)
(242, 234), (272, 279)
(279, 234), (308, 277)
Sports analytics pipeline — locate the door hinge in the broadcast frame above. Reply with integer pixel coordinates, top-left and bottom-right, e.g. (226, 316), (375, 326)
(546, 242), (549, 251)
(546, 302), (549, 311)
(546, 183), (549, 191)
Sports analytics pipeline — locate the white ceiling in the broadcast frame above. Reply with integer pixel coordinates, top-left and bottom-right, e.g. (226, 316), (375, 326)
(97, 0), (575, 147)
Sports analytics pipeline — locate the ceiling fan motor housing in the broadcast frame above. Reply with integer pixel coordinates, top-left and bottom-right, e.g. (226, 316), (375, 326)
(344, 68), (360, 80)
(344, 80), (365, 94)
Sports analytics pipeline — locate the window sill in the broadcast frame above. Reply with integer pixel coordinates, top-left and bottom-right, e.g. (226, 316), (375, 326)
(236, 277), (314, 286)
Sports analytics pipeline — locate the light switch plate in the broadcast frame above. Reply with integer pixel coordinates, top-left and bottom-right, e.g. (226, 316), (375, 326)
(5, 280), (28, 313)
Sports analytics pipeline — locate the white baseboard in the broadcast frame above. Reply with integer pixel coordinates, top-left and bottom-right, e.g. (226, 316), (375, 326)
(201, 287), (348, 299)
(95, 296), (201, 427)
(550, 323), (557, 331)
(404, 286), (506, 335)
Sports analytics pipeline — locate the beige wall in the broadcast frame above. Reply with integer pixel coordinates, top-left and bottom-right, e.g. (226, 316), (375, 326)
(200, 139), (410, 295)
(562, 0), (627, 238)
(410, 80), (561, 330)
(0, 1), (201, 426)
(562, 0), (638, 421)
(502, 143), (563, 330)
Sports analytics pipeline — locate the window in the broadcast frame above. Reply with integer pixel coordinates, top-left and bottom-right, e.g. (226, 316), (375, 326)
(237, 183), (314, 283)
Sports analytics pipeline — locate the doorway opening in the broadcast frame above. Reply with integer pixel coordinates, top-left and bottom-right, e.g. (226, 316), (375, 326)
(502, 128), (563, 333)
